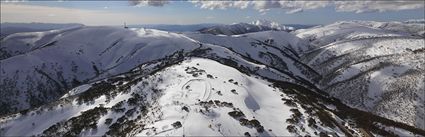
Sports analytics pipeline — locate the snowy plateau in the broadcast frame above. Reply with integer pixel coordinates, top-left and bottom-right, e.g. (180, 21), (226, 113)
(0, 20), (424, 137)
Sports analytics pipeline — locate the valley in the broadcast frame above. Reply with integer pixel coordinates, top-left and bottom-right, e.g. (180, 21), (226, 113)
(0, 19), (424, 136)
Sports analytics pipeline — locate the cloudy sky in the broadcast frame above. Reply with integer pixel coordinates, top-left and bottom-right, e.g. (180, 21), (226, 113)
(1, 0), (424, 25)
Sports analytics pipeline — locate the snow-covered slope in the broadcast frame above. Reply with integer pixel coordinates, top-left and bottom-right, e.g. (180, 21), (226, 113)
(0, 25), (83, 59)
(1, 26), (311, 116)
(0, 23), (83, 39)
(0, 58), (331, 136)
(295, 21), (406, 47)
(128, 23), (220, 32)
(186, 31), (317, 80)
(357, 20), (425, 37)
(2, 57), (422, 136)
(199, 20), (294, 36)
(297, 20), (425, 129)
(1, 20), (424, 136)
(295, 20), (424, 48)
(0, 27), (199, 114)
(251, 19), (294, 31)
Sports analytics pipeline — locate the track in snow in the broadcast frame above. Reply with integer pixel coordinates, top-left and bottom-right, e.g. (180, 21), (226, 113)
(172, 79), (212, 105)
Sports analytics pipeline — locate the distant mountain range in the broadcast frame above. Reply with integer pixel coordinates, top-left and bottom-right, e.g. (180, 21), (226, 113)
(0, 19), (424, 137)
(127, 23), (220, 32)
(1, 20), (317, 38)
(199, 20), (302, 35)
(0, 23), (83, 39)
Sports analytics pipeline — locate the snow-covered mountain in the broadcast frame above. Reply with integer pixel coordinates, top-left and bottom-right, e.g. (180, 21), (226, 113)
(0, 23), (83, 39)
(1, 20), (424, 136)
(0, 26), (199, 114)
(127, 23), (220, 32)
(295, 20), (424, 47)
(198, 20), (294, 36)
(353, 20), (424, 37)
(251, 20), (295, 31)
(296, 20), (425, 130)
(0, 57), (349, 136)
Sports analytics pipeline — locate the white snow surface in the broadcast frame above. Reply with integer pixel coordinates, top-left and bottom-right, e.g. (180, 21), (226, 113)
(0, 58), (344, 136)
(250, 19), (295, 31)
(0, 26), (200, 112)
(1, 19), (424, 136)
(297, 20), (425, 129)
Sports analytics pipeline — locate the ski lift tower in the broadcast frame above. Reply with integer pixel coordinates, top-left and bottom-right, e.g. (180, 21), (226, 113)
(124, 22), (129, 29)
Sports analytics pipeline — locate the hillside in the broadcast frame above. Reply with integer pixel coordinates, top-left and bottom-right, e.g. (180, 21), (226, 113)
(0, 20), (424, 136)
(0, 23), (83, 39)
(198, 20), (294, 36)
(0, 27), (199, 114)
(296, 20), (425, 129)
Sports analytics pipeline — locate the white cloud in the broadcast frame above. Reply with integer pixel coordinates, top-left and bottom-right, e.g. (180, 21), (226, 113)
(233, 1), (250, 9)
(129, 0), (169, 7)
(184, 0), (423, 14)
(286, 8), (303, 14)
(191, 1), (246, 10)
(334, 1), (424, 13)
(2, 0), (26, 3)
(190, 1), (330, 13)
(0, 3), (177, 25)
(205, 16), (215, 19)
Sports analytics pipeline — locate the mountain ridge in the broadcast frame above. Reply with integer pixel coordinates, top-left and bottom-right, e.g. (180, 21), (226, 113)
(0, 19), (424, 136)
